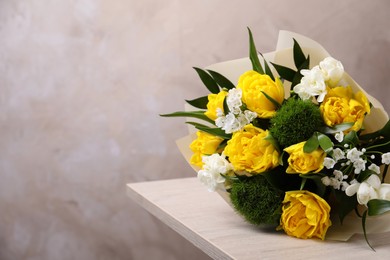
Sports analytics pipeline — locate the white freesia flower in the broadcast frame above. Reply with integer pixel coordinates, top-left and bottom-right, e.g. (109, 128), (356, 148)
(197, 153), (233, 192)
(294, 66), (327, 102)
(382, 152), (390, 164)
(319, 57), (344, 87)
(378, 184), (390, 200)
(345, 174), (381, 205)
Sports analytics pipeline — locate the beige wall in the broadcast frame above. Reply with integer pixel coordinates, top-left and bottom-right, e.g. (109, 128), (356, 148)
(0, 0), (389, 259)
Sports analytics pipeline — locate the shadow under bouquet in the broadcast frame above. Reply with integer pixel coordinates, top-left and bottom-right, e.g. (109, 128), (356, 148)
(162, 29), (390, 248)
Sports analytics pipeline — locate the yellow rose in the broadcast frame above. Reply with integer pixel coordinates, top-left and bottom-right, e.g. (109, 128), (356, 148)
(237, 70), (284, 118)
(189, 131), (224, 167)
(204, 91), (228, 120)
(279, 190), (331, 240)
(320, 86), (370, 132)
(284, 141), (325, 174)
(223, 124), (279, 174)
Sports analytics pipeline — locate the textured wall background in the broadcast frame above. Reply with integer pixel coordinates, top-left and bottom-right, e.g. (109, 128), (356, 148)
(0, 0), (389, 259)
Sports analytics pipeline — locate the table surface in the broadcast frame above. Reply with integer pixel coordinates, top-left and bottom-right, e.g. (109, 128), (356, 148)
(127, 177), (390, 260)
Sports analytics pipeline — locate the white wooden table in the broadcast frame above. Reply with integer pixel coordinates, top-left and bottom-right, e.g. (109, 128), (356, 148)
(127, 177), (390, 259)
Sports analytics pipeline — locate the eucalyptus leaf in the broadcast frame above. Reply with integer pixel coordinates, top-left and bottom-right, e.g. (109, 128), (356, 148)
(247, 27), (264, 74)
(207, 69), (236, 90)
(185, 96), (209, 109)
(318, 133), (334, 154)
(193, 67), (219, 94)
(160, 111), (215, 124)
(367, 199), (390, 216)
(304, 133), (319, 153)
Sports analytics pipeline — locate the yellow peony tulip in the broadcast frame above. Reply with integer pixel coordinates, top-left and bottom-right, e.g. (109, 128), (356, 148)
(189, 131), (224, 167)
(223, 124), (279, 174)
(284, 141), (326, 174)
(320, 86), (370, 132)
(204, 91), (228, 121)
(279, 190), (331, 240)
(237, 70), (284, 118)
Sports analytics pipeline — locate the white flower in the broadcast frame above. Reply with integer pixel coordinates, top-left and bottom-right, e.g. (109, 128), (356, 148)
(368, 163), (380, 174)
(382, 152), (390, 165)
(293, 66), (327, 102)
(333, 170), (344, 181)
(353, 158), (366, 174)
(378, 184), (390, 200)
(335, 131), (344, 143)
(197, 153), (232, 192)
(321, 176), (331, 186)
(226, 88), (243, 114)
(332, 148), (345, 161)
(346, 148), (363, 163)
(323, 157), (336, 169)
(319, 57), (344, 87)
(345, 174), (381, 205)
(216, 109), (257, 134)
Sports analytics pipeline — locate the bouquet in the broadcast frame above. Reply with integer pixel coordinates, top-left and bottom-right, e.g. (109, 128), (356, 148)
(161, 29), (390, 249)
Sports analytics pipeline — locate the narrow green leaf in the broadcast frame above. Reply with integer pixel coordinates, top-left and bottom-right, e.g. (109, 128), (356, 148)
(293, 39), (306, 69)
(259, 53), (275, 81)
(291, 56), (310, 88)
(356, 170), (374, 183)
(333, 190), (357, 224)
(247, 27), (264, 74)
(195, 125), (232, 140)
(160, 111), (215, 124)
(342, 131), (359, 146)
(185, 96), (209, 109)
(207, 70), (236, 90)
(318, 133), (334, 154)
(367, 199), (390, 216)
(362, 210), (375, 251)
(304, 133), (319, 153)
(379, 119), (390, 138)
(270, 63), (296, 82)
(300, 178), (307, 190)
(193, 67), (219, 94)
(264, 133), (280, 153)
(222, 96), (230, 115)
(261, 91), (281, 109)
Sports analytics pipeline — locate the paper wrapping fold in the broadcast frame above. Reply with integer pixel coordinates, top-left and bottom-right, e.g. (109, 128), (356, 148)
(176, 31), (390, 241)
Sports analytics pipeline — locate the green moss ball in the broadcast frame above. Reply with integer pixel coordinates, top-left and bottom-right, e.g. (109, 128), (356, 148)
(269, 98), (322, 148)
(230, 175), (284, 226)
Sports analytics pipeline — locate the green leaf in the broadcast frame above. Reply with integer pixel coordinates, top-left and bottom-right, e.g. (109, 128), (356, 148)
(304, 133), (319, 153)
(247, 27), (264, 74)
(291, 56), (310, 88)
(259, 53), (275, 81)
(207, 70), (236, 90)
(160, 111), (215, 124)
(362, 119), (390, 141)
(334, 189), (357, 224)
(356, 170), (374, 183)
(185, 96), (209, 109)
(320, 122), (354, 134)
(293, 39), (306, 69)
(317, 133), (334, 154)
(193, 67), (219, 94)
(264, 133), (280, 153)
(367, 199), (390, 216)
(261, 91), (281, 109)
(194, 124), (232, 140)
(270, 63), (296, 82)
(362, 210), (375, 251)
(222, 96), (230, 115)
(342, 131), (359, 146)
